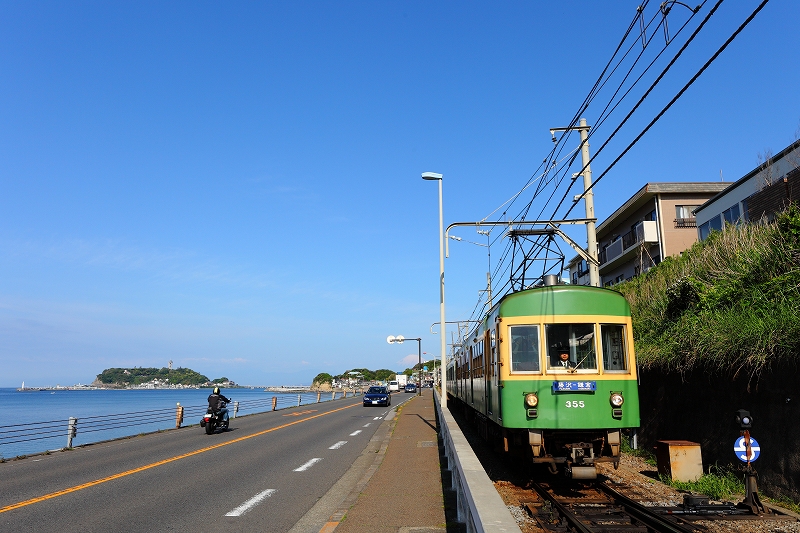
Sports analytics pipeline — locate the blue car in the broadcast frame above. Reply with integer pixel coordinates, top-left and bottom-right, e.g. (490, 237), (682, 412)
(404, 383), (417, 393)
(363, 386), (391, 407)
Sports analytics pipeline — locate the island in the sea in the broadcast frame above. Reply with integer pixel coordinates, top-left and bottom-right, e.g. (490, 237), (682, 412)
(90, 367), (233, 389)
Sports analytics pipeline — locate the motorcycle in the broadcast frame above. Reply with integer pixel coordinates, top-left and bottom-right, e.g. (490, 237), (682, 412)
(200, 401), (230, 434)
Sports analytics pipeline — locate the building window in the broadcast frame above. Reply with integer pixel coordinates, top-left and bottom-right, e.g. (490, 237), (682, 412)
(675, 205), (699, 227)
(644, 209), (657, 222)
(700, 214), (723, 239)
(699, 220), (711, 240)
(722, 203), (740, 224)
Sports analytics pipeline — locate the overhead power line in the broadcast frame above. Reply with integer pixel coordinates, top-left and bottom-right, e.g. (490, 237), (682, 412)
(567, 0), (771, 217)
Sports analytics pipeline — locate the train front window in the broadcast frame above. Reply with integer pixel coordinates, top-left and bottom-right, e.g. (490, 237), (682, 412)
(601, 324), (628, 371)
(545, 323), (597, 371)
(510, 325), (540, 372)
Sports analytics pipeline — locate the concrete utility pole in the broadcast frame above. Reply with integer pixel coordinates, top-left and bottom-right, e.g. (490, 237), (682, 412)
(550, 118), (599, 287)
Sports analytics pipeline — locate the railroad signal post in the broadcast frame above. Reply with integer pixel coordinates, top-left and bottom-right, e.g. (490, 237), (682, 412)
(734, 409), (767, 514)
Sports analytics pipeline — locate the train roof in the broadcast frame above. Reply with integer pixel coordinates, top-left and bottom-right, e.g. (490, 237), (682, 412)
(497, 285), (631, 318)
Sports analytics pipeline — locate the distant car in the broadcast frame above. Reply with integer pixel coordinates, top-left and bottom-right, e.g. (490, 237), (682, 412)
(363, 386), (391, 407)
(404, 383), (417, 393)
(388, 380), (400, 392)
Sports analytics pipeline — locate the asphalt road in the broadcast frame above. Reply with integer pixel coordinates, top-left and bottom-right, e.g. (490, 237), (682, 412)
(1, 394), (413, 532)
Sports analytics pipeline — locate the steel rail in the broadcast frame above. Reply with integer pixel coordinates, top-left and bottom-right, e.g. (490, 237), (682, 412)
(599, 483), (698, 533)
(530, 481), (595, 533)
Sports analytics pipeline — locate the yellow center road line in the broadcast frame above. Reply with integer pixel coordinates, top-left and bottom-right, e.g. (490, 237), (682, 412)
(1, 402), (359, 514)
(283, 409), (317, 417)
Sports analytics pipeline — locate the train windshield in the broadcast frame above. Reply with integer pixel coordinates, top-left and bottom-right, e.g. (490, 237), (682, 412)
(510, 325), (540, 372)
(546, 323), (597, 370)
(601, 324), (628, 371)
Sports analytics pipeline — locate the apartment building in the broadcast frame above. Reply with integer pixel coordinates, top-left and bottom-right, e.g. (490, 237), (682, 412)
(694, 139), (800, 238)
(568, 182), (729, 286)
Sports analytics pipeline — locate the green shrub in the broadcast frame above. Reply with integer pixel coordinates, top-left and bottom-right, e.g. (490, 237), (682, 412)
(618, 210), (800, 378)
(661, 465), (743, 501)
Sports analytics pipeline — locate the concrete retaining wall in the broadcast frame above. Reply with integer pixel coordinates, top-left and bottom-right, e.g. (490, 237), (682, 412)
(434, 391), (522, 533)
(638, 363), (800, 502)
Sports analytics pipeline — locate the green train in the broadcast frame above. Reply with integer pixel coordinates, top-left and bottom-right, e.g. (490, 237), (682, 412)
(446, 277), (640, 479)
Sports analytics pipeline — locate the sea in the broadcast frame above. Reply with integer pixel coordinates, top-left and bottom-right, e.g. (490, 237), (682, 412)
(0, 387), (341, 460)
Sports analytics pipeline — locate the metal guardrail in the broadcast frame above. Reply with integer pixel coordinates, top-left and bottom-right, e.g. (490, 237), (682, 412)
(0, 390), (356, 457)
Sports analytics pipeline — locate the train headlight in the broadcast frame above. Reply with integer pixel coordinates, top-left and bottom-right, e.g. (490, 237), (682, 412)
(610, 392), (624, 407)
(524, 393), (538, 407)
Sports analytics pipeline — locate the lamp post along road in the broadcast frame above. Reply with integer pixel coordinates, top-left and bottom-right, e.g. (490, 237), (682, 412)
(387, 336), (421, 396)
(422, 172), (446, 406)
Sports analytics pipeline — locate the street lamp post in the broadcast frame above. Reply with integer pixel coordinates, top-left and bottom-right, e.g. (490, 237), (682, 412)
(422, 172), (446, 406)
(387, 335), (421, 396)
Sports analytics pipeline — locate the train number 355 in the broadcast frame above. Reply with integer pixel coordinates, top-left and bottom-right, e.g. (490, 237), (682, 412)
(565, 400), (585, 408)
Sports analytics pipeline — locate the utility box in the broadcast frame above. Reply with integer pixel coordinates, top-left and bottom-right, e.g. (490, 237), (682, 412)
(656, 440), (703, 482)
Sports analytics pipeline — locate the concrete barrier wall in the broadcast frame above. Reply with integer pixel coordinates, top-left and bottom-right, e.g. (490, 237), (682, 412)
(434, 391), (522, 533)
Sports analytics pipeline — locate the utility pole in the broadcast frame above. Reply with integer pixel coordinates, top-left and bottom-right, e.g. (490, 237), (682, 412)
(550, 118), (599, 286)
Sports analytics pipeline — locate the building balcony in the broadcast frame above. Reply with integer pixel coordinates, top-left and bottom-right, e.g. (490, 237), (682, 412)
(599, 220), (659, 272)
(674, 217), (697, 228)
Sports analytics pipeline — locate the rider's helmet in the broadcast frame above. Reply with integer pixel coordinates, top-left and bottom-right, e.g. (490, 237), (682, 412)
(213, 386), (220, 394)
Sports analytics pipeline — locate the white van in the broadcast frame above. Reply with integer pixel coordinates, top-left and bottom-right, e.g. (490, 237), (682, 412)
(388, 380), (400, 392)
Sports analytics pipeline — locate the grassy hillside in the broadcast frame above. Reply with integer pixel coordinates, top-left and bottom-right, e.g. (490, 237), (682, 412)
(616, 205), (800, 378)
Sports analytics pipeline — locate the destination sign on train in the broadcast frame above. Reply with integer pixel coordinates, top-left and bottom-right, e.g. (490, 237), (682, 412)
(551, 381), (596, 392)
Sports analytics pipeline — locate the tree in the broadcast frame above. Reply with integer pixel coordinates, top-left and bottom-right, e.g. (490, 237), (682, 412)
(312, 372), (333, 386)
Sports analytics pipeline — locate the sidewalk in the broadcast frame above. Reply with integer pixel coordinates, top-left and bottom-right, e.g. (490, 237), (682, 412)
(323, 389), (456, 533)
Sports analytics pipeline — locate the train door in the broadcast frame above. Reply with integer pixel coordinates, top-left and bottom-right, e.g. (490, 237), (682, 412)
(484, 330), (492, 415)
(496, 325), (503, 422)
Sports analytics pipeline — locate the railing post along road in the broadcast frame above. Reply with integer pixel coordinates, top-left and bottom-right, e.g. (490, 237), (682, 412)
(67, 417), (77, 449)
(175, 403), (184, 428)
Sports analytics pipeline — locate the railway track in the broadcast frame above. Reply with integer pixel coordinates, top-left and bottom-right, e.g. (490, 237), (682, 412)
(524, 479), (699, 533)
(502, 475), (799, 533)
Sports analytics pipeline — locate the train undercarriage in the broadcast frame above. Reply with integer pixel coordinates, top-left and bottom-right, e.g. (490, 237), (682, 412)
(462, 402), (622, 480)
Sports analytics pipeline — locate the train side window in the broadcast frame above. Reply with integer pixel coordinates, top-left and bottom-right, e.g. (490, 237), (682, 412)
(601, 324), (628, 371)
(510, 325), (540, 372)
(545, 323), (597, 371)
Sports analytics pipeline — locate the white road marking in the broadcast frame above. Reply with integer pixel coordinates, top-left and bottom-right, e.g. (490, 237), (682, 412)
(349, 430), (362, 436)
(329, 441), (348, 449)
(373, 416), (382, 420)
(293, 458), (322, 472)
(362, 423), (371, 427)
(225, 489), (277, 517)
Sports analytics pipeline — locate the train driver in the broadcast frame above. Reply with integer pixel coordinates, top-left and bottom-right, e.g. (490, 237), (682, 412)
(556, 351), (576, 371)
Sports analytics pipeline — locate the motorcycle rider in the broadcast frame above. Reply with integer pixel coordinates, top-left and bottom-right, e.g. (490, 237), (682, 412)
(207, 386), (231, 427)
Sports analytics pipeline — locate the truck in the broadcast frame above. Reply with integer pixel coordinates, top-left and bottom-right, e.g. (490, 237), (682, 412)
(395, 374), (408, 388)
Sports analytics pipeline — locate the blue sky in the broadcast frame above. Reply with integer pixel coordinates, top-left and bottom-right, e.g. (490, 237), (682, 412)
(2, 1), (798, 387)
